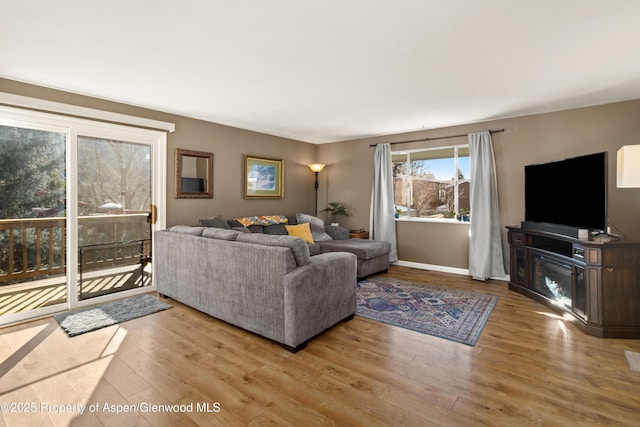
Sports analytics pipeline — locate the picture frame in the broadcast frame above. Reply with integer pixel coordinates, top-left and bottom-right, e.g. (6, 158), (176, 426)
(244, 155), (284, 199)
(175, 149), (213, 199)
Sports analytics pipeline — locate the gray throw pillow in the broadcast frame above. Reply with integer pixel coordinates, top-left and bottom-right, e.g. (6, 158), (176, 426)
(296, 212), (333, 241)
(199, 214), (231, 229)
(263, 224), (288, 235)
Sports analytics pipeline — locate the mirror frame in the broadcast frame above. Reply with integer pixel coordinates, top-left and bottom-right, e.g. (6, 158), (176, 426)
(175, 148), (214, 198)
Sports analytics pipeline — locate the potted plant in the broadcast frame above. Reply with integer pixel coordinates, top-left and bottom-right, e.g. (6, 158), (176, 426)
(394, 205), (402, 218)
(320, 201), (348, 225)
(458, 208), (470, 222)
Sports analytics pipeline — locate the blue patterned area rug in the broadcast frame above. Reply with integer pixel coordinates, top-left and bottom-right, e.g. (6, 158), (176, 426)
(357, 276), (498, 346)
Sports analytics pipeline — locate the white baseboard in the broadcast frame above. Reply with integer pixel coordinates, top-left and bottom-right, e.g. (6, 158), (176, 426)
(392, 260), (469, 276)
(392, 260), (510, 282)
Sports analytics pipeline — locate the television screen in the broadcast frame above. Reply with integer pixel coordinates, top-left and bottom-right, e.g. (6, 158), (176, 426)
(524, 152), (607, 232)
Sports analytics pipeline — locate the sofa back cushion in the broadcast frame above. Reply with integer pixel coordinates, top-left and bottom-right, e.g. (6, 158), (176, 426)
(236, 233), (310, 267)
(202, 228), (242, 241)
(296, 213), (333, 242)
(169, 225), (205, 236)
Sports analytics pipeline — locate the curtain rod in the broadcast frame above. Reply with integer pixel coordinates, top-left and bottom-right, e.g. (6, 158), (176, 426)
(369, 128), (504, 147)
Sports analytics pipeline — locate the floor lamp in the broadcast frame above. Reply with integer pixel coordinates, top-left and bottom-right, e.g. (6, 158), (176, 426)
(308, 163), (326, 214)
(617, 145), (640, 188)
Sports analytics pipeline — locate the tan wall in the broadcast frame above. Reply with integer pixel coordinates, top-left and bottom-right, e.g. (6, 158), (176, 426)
(4, 78), (639, 271)
(318, 100), (640, 270)
(0, 78), (319, 226)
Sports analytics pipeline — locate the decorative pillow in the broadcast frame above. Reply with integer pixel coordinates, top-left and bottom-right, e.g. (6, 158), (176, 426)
(285, 223), (315, 244)
(199, 214), (231, 229)
(227, 219), (244, 228)
(247, 225), (264, 233)
(296, 212), (333, 242)
(263, 223), (289, 235)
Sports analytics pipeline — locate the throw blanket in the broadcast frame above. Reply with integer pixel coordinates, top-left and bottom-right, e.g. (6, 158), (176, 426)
(234, 215), (289, 227)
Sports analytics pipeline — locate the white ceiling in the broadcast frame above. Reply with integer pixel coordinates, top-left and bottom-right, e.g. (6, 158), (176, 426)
(2, 1), (640, 143)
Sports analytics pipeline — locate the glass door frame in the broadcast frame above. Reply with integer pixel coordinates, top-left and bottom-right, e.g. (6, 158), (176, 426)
(0, 105), (167, 325)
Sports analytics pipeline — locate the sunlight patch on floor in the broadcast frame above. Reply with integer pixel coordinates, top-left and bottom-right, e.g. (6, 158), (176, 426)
(0, 319), (128, 425)
(624, 350), (640, 372)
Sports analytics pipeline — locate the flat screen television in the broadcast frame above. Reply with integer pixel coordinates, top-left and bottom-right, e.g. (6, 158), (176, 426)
(524, 152), (607, 236)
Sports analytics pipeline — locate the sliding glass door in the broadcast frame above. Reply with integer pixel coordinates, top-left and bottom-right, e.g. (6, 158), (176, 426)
(76, 135), (154, 301)
(0, 108), (166, 325)
(0, 120), (68, 318)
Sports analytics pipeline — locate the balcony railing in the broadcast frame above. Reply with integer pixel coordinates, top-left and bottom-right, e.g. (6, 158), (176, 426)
(0, 214), (151, 285)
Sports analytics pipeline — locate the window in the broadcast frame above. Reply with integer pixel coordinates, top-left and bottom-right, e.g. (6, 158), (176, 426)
(392, 145), (470, 220)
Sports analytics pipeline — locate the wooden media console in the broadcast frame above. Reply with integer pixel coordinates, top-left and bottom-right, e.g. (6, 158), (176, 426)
(507, 226), (640, 338)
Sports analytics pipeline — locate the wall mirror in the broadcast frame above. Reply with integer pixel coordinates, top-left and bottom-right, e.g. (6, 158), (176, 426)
(175, 148), (213, 198)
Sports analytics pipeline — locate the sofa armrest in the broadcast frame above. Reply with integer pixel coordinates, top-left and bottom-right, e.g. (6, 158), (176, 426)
(283, 252), (357, 348)
(325, 224), (350, 240)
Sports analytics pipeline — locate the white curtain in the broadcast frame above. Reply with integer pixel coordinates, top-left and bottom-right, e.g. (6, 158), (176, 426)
(468, 131), (505, 280)
(370, 143), (398, 262)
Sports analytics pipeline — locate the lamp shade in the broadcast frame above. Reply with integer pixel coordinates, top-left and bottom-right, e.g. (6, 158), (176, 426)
(308, 163), (326, 173)
(617, 145), (640, 188)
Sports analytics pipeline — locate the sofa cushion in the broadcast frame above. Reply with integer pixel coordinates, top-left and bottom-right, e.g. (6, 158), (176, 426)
(199, 214), (231, 229)
(296, 212), (332, 242)
(169, 225), (205, 236)
(285, 223), (314, 244)
(325, 224), (350, 240)
(202, 228), (242, 241)
(236, 233), (311, 266)
(318, 239), (391, 260)
(308, 243), (322, 256)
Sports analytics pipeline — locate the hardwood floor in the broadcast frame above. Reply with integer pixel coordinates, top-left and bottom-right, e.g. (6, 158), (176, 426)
(1, 265), (639, 426)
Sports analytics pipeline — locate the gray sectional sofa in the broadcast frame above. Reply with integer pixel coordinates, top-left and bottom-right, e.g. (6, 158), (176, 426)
(215, 213), (391, 279)
(154, 226), (358, 351)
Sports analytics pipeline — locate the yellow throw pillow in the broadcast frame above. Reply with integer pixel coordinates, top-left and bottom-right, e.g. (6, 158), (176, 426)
(286, 223), (315, 244)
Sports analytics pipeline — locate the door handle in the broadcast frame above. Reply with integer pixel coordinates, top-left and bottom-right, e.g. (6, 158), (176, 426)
(150, 204), (157, 224)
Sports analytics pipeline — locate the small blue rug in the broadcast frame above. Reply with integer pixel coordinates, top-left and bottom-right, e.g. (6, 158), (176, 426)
(357, 276), (498, 346)
(54, 294), (171, 337)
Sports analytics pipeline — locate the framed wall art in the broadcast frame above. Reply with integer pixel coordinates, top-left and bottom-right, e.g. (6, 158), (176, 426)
(244, 155), (284, 199)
